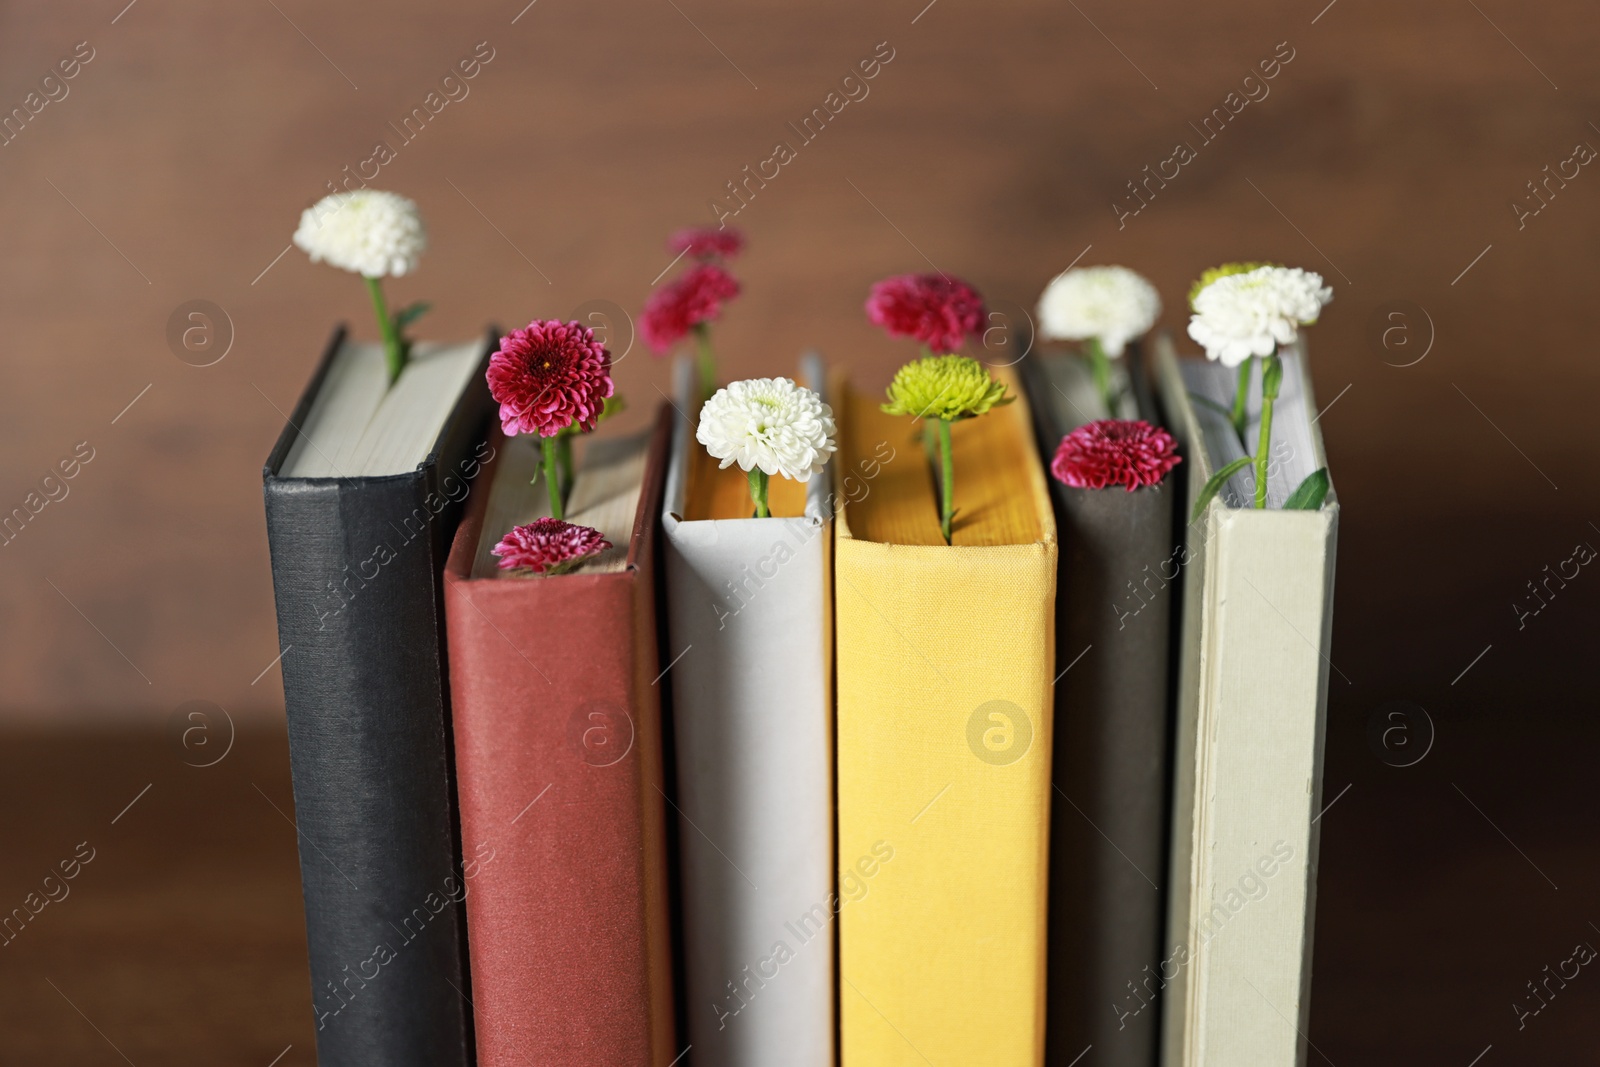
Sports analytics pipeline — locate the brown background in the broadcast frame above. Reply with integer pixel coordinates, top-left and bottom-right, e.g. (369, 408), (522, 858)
(2, 0), (1598, 1062)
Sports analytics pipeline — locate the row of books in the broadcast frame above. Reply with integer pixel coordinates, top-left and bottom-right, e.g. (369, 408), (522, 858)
(262, 328), (1338, 1067)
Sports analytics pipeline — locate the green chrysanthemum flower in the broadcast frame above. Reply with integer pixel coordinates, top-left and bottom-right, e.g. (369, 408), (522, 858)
(1188, 261), (1280, 310)
(881, 354), (1013, 422)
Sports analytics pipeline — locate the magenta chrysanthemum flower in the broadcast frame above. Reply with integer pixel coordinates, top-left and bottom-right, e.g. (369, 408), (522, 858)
(668, 226), (744, 261)
(640, 263), (742, 354)
(1051, 419), (1182, 492)
(865, 273), (987, 352)
(487, 320), (614, 438)
(492, 518), (613, 575)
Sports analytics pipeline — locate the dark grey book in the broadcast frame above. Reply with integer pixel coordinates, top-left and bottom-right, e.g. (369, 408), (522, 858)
(1021, 347), (1177, 1067)
(261, 326), (495, 1067)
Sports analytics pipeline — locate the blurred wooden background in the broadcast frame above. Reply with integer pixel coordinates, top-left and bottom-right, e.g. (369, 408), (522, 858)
(1, 0), (1598, 1062)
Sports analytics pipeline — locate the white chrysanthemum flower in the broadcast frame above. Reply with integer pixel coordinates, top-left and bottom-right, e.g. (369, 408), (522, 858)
(696, 377), (837, 482)
(1036, 265), (1162, 356)
(1187, 266), (1333, 367)
(293, 190), (426, 278)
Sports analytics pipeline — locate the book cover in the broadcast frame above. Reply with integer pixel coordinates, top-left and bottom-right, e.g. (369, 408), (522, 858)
(261, 326), (494, 1067)
(834, 363), (1057, 1067)
(1021, 350), (1176, 1067)
(442, 409), (677, 1066)
(661, 356), (837, 1067)
(1152, 333), (1338, 1067)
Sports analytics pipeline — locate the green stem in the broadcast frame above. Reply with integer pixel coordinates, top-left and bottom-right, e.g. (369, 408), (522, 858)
(694, 323), (717, 401)
(1253, 355), (1281, 509)
(1086, 337), (1114, 414)
(747, 468), (770, 519)
(556, 432), (575, 506)
(364, 275), (406, 384)
(937, 417), (954, 545)
(542, 437), (564, 521)
(1230, 357), (1253, 441)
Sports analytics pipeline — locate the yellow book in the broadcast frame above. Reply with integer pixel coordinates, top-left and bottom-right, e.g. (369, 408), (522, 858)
(835, 364), (1057, 1067)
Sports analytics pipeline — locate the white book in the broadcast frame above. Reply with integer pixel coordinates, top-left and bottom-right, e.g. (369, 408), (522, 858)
(661, 355), (836, 1067)
(1153, 333), (1339, 1067)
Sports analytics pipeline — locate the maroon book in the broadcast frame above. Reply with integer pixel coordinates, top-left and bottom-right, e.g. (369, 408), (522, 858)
(443, 408), (676, 1066)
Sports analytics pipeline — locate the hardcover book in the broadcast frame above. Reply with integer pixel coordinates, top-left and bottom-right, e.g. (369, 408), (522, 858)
(661, 355), (837, 1067)
(834, 362), (1057, 1067)
(261, 327), (494, 1067)
(1152, 333), (1338, 1067)
(1021, 349), (1175, 1067)
(442, 410), (677, 1066)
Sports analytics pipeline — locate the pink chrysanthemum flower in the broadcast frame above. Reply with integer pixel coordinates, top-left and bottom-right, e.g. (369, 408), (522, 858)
(487, 320), (614, 438)
(1051, 419), (1182, 492)
(640, 263), (742, 354)
(865, 273), (987, 353)
(492, 518), (612, 575)
(668, 226), (745, 261)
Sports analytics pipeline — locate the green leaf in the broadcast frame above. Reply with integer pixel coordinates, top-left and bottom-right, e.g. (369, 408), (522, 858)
(1190, 456), (1254, 521)
(394, 301), (432, 329)
(1283, 467), (1330, 511)
(1191, 394), (1234, 419)
(598, 394), (626, 422)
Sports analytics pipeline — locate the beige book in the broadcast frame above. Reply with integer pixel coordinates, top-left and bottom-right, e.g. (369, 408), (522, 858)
(1152, 333), (1339, 1067)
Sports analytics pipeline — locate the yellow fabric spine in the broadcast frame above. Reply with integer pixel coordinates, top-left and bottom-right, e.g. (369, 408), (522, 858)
(835, 368), (1057, 1067)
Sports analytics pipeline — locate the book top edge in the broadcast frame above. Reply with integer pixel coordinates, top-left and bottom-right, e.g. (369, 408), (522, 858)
(1153, 331), (1339, 516)
(836, 362), (1057, 549)
(662, 353), (839, 528)
(263, 326), (496, 484)
(445, 406), (672, 586)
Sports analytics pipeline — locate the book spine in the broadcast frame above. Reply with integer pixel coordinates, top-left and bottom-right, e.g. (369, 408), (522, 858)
(446, 570), (674, 1065)
(835, 539), (1056, 1067)
(1047, 482), (1175, 1067)
(263, 472), (473, 1067)
(662, 515), (835, 1067)
(1020, 350), (1177, 1066)
(1183, 511), (1335, 1067)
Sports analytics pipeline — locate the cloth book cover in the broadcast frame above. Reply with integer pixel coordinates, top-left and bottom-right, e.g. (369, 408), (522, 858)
(661, 355), (837, 1067)
(1152, 333), (1338, 1067)
(442, 409), (677, 1066)
(834, 363), (1058, 1067)
(1021, 349), (1175, 1067)
(261, 326), (494, 1067)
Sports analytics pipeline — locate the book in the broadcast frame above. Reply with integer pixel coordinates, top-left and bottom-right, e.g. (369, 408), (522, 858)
(660, 355), (837, 1067)
(1020, 348), (1176, 1067)
(834, 363), (1057, 1067)
(442, 410), (678, 1066)
(1151, 333), (1339, 1067)
(261, 326), (494, 1067)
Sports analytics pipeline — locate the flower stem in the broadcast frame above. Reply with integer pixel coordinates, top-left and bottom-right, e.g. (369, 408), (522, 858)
(1252, 354), (1282, 509)
(747, 468), (770, 519)
(1230, 357), (1254, 440)
(556, 432), (575, 505)
(542, 437), (564, 520)
(693, 323), (717, 401)
(364, 275), (406, 384)
(937, 417), (954, 544)
(1086, 337), (1115, 414)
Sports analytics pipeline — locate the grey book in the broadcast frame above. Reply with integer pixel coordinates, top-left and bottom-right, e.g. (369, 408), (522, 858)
(1151, 332), (1338, 1067)
(1021, 347), (1177, 1067)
